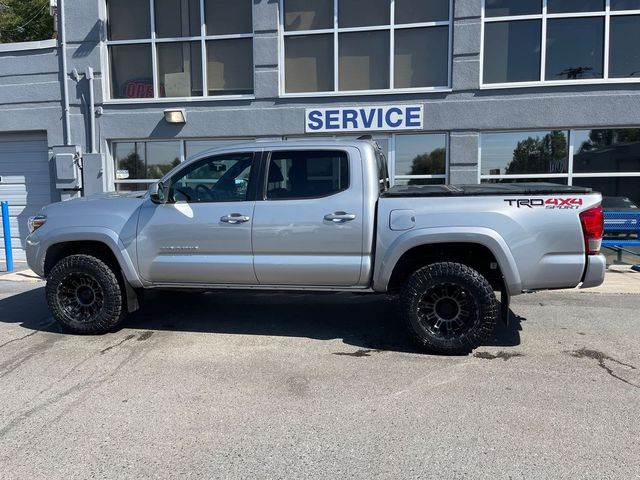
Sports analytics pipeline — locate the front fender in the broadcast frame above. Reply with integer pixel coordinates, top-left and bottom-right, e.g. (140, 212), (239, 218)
(373, 227), (522, 295)
(31, 226), (143, 287)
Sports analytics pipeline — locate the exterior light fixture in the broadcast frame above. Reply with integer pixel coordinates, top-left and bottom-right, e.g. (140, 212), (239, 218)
(164, 108), (187, 124)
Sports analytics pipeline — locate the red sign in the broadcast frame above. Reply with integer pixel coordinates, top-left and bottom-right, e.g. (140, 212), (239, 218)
(122, 79), (164, 98)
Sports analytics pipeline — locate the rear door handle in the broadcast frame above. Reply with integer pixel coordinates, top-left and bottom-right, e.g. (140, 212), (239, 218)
(220, 213), (251, 224)
(324, 211), (357, 223)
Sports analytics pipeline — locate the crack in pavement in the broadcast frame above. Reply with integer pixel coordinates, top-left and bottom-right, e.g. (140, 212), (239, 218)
(569, 347), (639, 389)
(0, 318), (56, 351)
(100, 334), (136, 354)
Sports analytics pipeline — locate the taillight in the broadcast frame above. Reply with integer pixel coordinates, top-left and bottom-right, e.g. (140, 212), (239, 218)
(579, 206), (604, 255)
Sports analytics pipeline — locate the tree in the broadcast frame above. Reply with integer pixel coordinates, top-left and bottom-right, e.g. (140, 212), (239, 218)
(407, 148), (446, 186)
(505, 131), (568, 175)
(0, 0), (54, 43)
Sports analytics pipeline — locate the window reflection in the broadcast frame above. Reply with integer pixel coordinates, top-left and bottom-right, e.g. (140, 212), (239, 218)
(481, 131), (569, 176)
(483, 20), (541, 84)
(545, 18), (604, 80)
(485, 0), (541, 17)
(395, 134), (447, 179)
(609, 16), (640, 78)
(574, 129), (640, 173)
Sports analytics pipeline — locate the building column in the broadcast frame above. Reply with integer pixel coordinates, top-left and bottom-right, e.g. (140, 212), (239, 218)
(449, 131), (479, 185)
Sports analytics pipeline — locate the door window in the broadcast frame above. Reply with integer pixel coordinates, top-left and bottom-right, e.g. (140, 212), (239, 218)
(265, 150), (349, 200)
(169, 152), (254, 203)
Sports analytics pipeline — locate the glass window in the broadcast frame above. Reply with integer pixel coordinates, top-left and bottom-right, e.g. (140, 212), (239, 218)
(171, 153), (254, 203)
(284, 34), (334, 93)
(283, 0), (451, 93)
(395, 27), (448, 88)
(609, 16), (640, 79)
(339, 0), (390, 28)
(547, 0), (604, 13)
(114, 142), (145, 182)
(611, 0), (640, 9)
(545, 18), (604, 80)
(185, 139), (252, 158)
(206, 39), (253, 95)
(480, 131), (569, 176)
(145, 142), (183, 179)
(573, 177), (640, 207)
(483, 20), (541, 84)
(155, 0), (201, 38)
(113, 141), (181, 190)
(157, 42), (203, 97)
(266, 151), (349, 200)
(485, 0), (541, 17)
(106, 0), (254, 99)
(481, 178), (568, 185)
(339, 31), (390, 91)
(395, 0), (449, 23)
(284, 0), (333, 31)
(574, 129), (640, 173)
(107, 0), (150, 40)
(205, 0), (253, 35)
(394, 134), (447, 179)
(109, 45), (154, 99)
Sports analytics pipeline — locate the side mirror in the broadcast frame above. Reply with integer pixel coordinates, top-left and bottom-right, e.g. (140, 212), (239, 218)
(149, 181), (168, 204)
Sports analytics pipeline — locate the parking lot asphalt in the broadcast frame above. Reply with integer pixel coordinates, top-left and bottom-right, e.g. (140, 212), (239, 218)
(0, 279), (638, 480)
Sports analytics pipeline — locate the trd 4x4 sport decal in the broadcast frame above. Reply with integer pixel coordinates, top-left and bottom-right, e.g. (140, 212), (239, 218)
(504, 198), (584, 209)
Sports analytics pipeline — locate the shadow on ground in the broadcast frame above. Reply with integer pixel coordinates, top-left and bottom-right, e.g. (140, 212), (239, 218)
(0, 288), (524, 354)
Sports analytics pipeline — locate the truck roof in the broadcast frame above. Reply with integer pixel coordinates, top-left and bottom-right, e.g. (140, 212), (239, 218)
(188, 138), (378, 162)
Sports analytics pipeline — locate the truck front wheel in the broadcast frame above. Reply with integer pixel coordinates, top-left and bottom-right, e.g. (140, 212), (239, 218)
(46, 254), (127, 334)
(400, 262), (498, 355)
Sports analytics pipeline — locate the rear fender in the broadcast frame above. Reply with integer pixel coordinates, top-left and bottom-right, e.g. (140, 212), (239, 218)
(374, 227), (522, 295)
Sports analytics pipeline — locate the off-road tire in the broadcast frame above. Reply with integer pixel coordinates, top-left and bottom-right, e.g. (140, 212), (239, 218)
(46, 254), (127, 334)
(400, 262), (498, 355)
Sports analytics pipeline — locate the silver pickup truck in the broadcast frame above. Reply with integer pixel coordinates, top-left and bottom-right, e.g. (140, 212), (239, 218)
(26, 139), (606, 354)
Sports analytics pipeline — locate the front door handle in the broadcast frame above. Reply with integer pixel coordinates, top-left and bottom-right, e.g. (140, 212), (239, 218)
(220, 213), (251, 224)
(324, 211), (357, 223)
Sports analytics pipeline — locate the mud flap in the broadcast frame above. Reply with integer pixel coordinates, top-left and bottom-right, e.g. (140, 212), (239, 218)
(500, 282), (510, 326)
(122, 273), (142, 313)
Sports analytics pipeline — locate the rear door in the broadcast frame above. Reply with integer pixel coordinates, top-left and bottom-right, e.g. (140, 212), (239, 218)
(252, 148), (365, 286)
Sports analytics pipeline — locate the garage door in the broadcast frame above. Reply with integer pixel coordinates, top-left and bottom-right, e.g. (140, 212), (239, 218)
(0, 132), (53, 261)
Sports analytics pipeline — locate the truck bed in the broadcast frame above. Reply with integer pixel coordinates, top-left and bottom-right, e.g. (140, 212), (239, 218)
(382, 183), (593, 198)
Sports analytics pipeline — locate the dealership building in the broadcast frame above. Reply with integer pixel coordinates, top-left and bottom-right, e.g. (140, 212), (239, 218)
(1, 0), (640, 258)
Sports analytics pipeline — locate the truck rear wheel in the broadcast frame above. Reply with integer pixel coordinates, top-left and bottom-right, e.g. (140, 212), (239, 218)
(400, 262), (498, 355)
(46, 254), (127, 334)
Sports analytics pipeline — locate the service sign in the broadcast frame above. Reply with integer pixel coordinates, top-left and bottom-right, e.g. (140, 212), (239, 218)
(305, 105), (424, 133)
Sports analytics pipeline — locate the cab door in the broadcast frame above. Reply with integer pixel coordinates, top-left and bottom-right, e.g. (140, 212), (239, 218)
(252, 148), (365, 286)
(136, 151), (259, 285)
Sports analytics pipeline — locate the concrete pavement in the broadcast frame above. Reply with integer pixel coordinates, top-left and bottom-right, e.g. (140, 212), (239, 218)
(0, 278), (638, 479)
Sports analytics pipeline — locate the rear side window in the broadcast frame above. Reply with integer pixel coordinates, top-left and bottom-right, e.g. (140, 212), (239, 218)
(266, 150), (349, 200)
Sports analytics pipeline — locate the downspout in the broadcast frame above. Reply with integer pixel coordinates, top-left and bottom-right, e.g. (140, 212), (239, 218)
(86, 67), (96, 153)
(59, 0), (71, 146)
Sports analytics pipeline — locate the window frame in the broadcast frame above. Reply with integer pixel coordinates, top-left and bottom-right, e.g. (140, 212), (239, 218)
(478, 127), (640, 184)
(480, 0), (640, 89)
(278, 0), (453, 97)
(104, 0), (255, 103)
(262, 149), (352, 201)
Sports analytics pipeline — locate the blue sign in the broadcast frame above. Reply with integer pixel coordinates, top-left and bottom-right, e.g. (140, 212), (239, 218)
(305, 105), (424, 133)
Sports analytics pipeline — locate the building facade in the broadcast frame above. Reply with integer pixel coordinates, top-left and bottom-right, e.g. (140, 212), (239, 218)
(1, 0), (640, 258)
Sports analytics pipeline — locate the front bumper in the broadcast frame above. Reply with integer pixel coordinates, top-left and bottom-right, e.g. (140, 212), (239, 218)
(25, 231), (45, 277)
(580, 254), (606, 289)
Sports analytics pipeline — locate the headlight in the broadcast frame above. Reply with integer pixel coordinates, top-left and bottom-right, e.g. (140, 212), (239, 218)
(28, 214), (47, 233)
